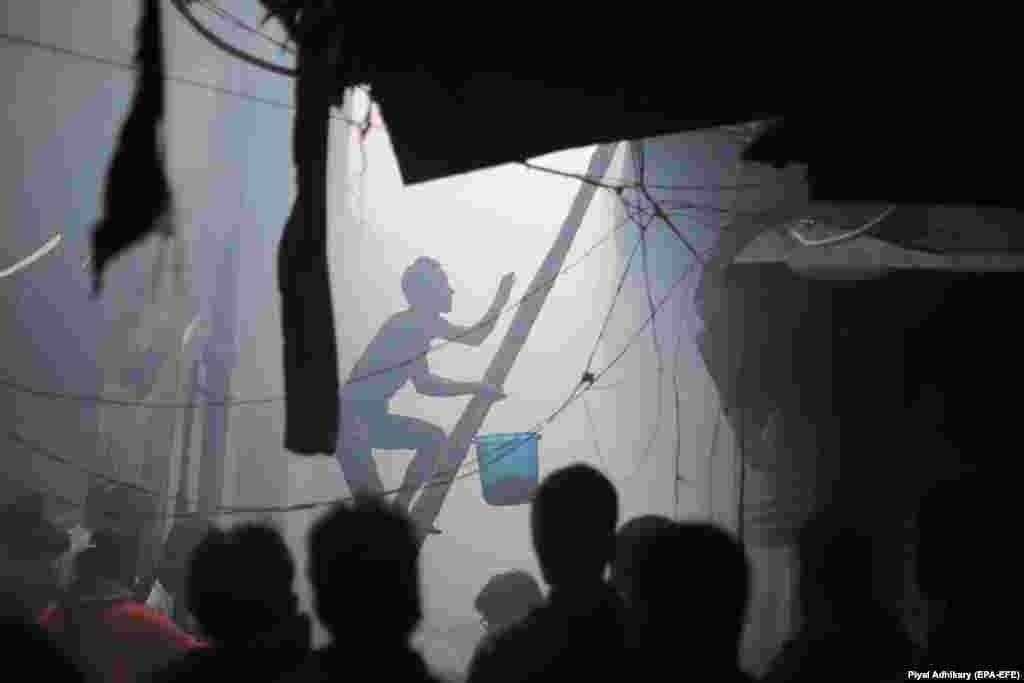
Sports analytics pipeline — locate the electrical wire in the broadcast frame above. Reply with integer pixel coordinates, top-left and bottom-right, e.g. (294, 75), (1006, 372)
(584, 261), (698, 485)
(581, 394), (607, 474)
(0, 216), (631, 408)
(1, 23), (738, 526)
(0, 30), (358, 123)
(5, 235), (697, 522)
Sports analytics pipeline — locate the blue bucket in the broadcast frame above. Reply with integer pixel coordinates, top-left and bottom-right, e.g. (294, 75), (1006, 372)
(475, 432), (539, 506)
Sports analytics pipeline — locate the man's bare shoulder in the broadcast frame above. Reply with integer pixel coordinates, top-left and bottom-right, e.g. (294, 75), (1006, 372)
(365, 311), (423, 342)
(398, 310), (449, 338)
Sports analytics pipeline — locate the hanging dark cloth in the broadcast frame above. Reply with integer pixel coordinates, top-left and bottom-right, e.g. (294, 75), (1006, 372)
(277, 9), (340, 455)
(90, 0), (173, 295)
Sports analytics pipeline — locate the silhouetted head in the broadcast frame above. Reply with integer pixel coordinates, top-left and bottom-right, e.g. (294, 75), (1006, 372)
(402, 257), (453, 314)
(185, 522), (297, 645)
(611, 515), (676, 606)
(530, 464), (618, 590)
(474, 570), (544, 634)
(308, 495), (422, 643)
(73, 530), (132, 589)
(669, 522), (750, 654)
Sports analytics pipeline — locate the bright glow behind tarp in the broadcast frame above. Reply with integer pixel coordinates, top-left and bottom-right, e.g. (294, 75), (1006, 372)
(279, 105), (638, 652)
(285, 96), (740, 663)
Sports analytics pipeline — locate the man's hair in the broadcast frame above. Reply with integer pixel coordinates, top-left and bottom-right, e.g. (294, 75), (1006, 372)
(401, 257), (443, 307)
(308, 495), (421, 640)
(530, 463), (618, 588)
(663, 522), (750, 643)
(612, 515), (677, 602)
(185, 522), (296, 644)
(474, 570), (544, 627)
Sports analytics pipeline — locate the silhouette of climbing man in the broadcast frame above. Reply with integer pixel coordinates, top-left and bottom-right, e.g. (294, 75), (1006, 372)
(337, 257), (515, 533)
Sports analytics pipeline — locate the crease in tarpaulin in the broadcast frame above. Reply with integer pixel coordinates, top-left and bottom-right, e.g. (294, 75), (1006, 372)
(278, 5), (342, 455)
(90, 0), (186, 301)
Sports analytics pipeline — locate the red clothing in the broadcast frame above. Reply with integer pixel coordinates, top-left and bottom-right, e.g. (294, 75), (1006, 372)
(39, 600), (205, 683)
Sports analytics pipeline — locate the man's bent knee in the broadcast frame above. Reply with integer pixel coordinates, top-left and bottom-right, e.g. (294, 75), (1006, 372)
(414, 424), (445, 452)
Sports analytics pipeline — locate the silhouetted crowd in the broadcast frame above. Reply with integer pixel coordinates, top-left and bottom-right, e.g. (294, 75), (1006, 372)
(1, 463), (1017, 682)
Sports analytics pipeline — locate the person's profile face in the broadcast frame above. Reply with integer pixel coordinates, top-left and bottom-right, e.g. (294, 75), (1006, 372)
(425, 267), (453, 313)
